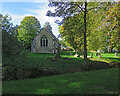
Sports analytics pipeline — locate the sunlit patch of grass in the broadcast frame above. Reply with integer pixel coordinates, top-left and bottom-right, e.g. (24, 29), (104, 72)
(87, 52), (120, 63)
(89, 57), (110, 63)
(35, 89), (50, 94)
(69, 82), (81, 88)
(59, 79), (68, 83)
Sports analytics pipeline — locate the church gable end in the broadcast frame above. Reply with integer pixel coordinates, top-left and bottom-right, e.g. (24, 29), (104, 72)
(31, 25), (60, 54)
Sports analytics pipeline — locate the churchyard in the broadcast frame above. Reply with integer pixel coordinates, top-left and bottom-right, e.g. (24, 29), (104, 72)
(2, 1), (120, 95)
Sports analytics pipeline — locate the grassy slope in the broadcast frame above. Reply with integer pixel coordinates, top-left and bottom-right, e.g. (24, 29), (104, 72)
(26, 51), (84, 74)
(26, 51), (119, 73)
(3, 68), (118, 94)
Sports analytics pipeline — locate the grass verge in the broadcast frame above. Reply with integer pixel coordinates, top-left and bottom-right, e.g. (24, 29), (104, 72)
(3, 67), (118, 94)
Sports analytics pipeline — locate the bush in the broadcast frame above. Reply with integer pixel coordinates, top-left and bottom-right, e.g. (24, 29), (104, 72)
(2, 30), (34, 80)
(3, 52), (29, 80)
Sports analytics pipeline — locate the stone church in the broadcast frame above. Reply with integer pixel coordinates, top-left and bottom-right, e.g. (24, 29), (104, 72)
(31, 23), (61, 54)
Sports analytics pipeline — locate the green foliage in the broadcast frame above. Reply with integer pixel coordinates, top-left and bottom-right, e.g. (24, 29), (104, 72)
(57, 2), (112, 52)
(59, 38), (67, 48)
(1, 14), (19, 37)
(1, 14), (13, 33)
(18, 16), (41, 49)
(2, 29), (23, 58)
(2, 29), (25, 80)
(47, 2), (112, 62)
(87, 8), (107, 51)
(59, 13), (84, 51)
(1, 14), (32, 80)
(102, 3), (120, 52)
(87, 3), (120, 52)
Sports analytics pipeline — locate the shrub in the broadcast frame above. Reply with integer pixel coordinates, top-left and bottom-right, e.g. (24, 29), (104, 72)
(2, 30), (33, 80)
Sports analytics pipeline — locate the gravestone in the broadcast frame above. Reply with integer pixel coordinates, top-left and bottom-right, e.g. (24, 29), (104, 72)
(95, 53), (98, 56)
(91, 53), (93, 57)
(98, 55), (102, 57)
(39, 56), (42, 58)
(55, 44), (61, 58)
(70, 53), (72, 56)
(44, 57), (48, 59)
(115, 52), (118, 57)
(74, 53), (79, 57)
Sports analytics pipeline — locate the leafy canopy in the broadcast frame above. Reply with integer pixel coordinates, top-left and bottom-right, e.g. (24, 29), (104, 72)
(18, 16), (41, 49)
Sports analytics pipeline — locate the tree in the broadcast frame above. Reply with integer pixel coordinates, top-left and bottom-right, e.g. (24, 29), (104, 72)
(47, 2), (88, 63)
(1, 14), (21, 57)
(1, 14), (13, 33)
(1, 14), (20, 37)
(1, 14), (26, 80)
(84, 2), (87, 64)
(59, 38), (67, 48)
(102, 2), (120, 52)
(86, 4), (109, 51)
(11, 25), (19, 37)
(47, 2), (111, 66)
(92, 2), (120, 53)
(58, 14), (84, 51)
(18, 16), (41, 50)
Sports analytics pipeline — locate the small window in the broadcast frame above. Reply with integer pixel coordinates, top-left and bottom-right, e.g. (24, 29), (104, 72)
(40, 35), (48, 47)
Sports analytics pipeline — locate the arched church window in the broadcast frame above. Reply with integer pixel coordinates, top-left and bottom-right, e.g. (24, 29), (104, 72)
(41, 35), (48, 47)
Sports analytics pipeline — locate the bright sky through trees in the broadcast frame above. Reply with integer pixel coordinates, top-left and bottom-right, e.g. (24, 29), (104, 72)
(1, 1), (62, 37)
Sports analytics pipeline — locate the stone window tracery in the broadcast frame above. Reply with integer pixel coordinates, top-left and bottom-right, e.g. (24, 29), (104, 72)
(41, 35), (48, 47)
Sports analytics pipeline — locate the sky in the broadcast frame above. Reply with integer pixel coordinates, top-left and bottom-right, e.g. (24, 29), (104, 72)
(1, 0), (62, 37)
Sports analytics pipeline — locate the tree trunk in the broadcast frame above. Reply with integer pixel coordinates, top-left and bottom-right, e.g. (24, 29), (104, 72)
(118, 2), (120, 53)
(26, 44), (31, 51)
(55, 45), (61, 58)
(108, 47), (113, 53)
(84, 2), (87, 67)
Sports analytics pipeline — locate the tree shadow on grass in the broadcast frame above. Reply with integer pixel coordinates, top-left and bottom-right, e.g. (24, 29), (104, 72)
(87, 60), (111, 71)
(68, 58), (119, 73)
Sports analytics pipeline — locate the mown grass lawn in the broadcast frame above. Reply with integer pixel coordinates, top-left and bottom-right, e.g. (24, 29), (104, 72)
(3, 68), (118, 94)
(100, 53), (120, 63)
(88, 52), (120, 63)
